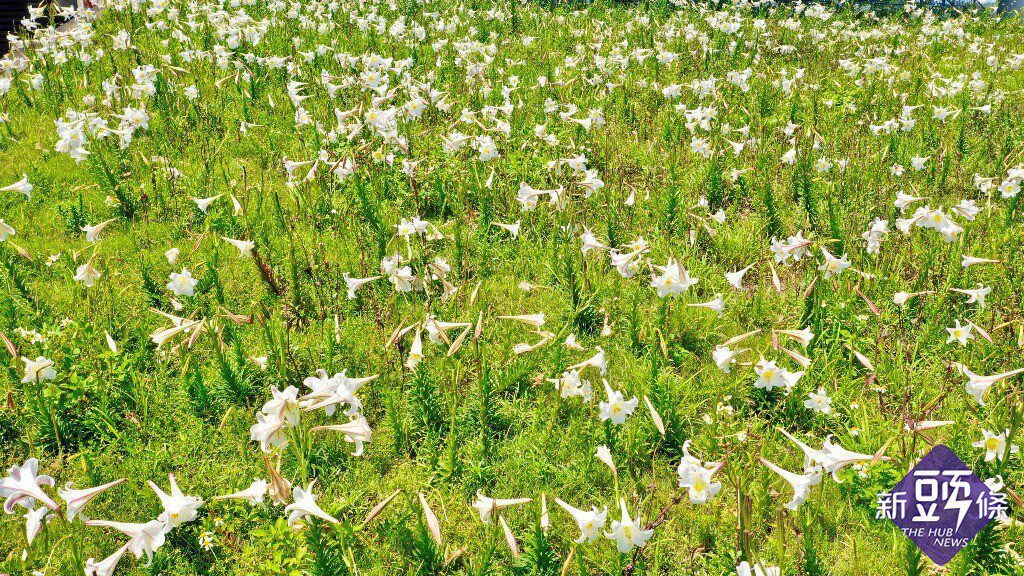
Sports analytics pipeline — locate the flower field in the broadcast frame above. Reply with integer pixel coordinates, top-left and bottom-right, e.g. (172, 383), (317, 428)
(1, 0), (1023, 574)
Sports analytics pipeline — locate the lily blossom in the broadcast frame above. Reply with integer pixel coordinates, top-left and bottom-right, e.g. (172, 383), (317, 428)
(59, 478), (126, 520)
(222, 236), (255, 257)
(82, 219), (116, 243)
(213, 479), (268, 505)
(285, 482), (339, 525)
(85, 518), (169, 566)
(25, 505), (51, 544)
(85, 541), (132, 576)
(0, 174), (33, 199)
(713, 345), (746, 373)
(760, 458), (821, 510)
(471, 491), (531, 523)
(21, 356), (56, 383)
(604, 499), (653, 553)
(344, 274), (381, 299)
(1, 458), (58, 512)
(677, 441), (723, 504)
(598, 380), (638, 424)
(554, 498), (607, 543)
(311, 414), (373, 456)
(567, 346), (607, 374)
(192, 194), (223, 213)
(955, 363), (1024, 406)
(497, 312), (546, 328)
(148, 474), (203, 527)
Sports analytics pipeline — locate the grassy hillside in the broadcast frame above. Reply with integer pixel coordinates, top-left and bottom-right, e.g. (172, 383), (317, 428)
(0, 0), (1023, 574)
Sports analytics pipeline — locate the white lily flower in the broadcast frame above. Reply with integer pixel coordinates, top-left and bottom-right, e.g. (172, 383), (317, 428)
(471, 491), (531, 524)
(554, 498), (607, 543)
(59, 478), (126, 520)
(604, 499), (653, 553)
(285, 483), (339, 525)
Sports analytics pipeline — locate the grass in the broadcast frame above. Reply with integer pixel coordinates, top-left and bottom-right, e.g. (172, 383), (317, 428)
(0, 0), (1023, 574)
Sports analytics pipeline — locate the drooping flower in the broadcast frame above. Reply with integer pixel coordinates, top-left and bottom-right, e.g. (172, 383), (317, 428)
(0, 174), (33, 199)
(85, 541), (132, 576)
(74, 259), (103, 287)
(192, 194), (223, 213)
(222, 236), (255, 257)
(311, 414), (373, 456)
(344, 274), (381, 299)
(594, 445), (616, 475)
(24, 505), (50, 544)
(713, 345), (746, 373)
(0, 219), (14, 241)
(955, 364), (1024, 406)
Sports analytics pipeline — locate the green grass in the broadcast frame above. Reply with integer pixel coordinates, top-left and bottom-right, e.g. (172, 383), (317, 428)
(1, 0), (1023, 574)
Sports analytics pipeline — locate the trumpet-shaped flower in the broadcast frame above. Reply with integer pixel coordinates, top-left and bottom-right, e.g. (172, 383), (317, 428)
(677, 442), (722, 504)
(312, 414), (373, 456)
(955, 364), (1024, 406)
(214, 479), (268, 505)
(1, 458), (58, 512)
(285, 483), (339, 525)
(148, 474), (203, 527)
(74, 259), (102, 287)
(973, 430), (1019, 462)
(713, 345), (746, 373)
(471, 491), (531, 523)
(24, 505), (50, 544)
(167, 268), (198, 297)
(754, 358), (802, 391)
(344, 274), (381, 299)
(760, 458), (821, 510)
(21, 356), (56, 383)
(59, 478), (126, 520)
(85, 542), (132, 576)
(651, 258), (698, 297)
(946, 320), (974, 346)
(85, 518), (169, 565)
(1, 174), (33, 199)
(599, 380), (638, 424)
(554, 498), (607, 543)
(604, 499), (653, 553)
(817, 247), (850, 278)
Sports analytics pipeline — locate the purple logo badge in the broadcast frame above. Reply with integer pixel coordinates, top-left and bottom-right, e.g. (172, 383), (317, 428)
(875, 445), (1008, 565)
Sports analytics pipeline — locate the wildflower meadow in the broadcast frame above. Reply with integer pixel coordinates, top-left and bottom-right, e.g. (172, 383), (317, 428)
(0, 0), (1023, 574)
